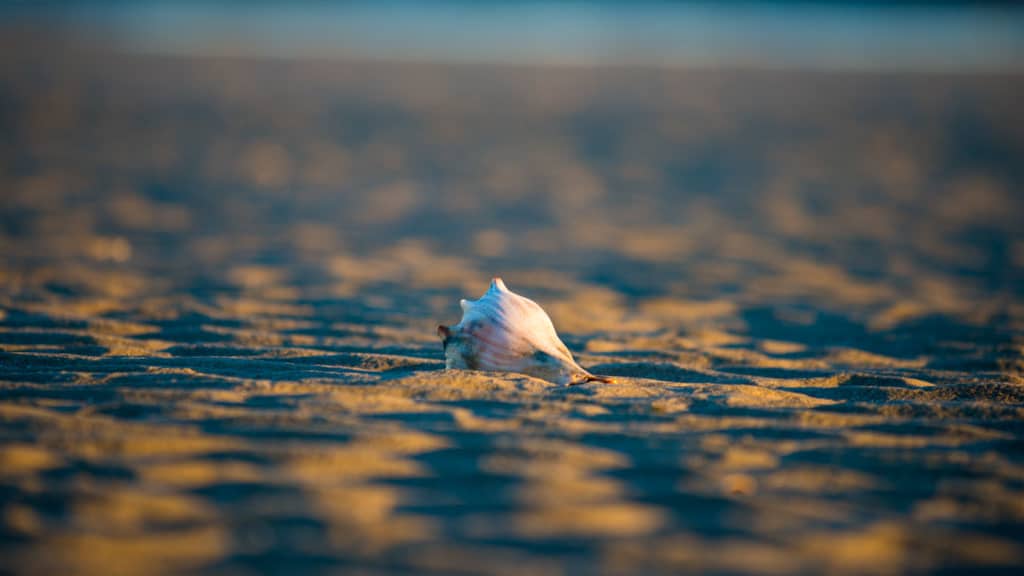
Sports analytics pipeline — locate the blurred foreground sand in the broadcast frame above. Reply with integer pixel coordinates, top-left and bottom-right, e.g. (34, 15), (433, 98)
(1, 31), (1023, 575)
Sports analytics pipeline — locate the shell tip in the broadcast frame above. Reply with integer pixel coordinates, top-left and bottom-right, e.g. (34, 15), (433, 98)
(569, 373), (616, 386)
(437, 325), (451, 340)
(459, 299), (472, 312)
(490, 277), (508, 292)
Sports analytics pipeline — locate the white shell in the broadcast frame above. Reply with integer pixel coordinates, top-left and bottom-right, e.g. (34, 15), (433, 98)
(438, 278), (610, 385)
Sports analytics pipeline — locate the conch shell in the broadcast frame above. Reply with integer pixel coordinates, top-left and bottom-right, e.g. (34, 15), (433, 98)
(438, 278), (613, 385)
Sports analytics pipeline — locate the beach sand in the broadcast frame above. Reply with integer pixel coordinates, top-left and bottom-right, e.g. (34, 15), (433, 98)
(1, 31), (1023, 575)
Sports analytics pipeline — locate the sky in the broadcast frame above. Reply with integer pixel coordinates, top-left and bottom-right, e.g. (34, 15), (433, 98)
(9, 1), (1024, 71)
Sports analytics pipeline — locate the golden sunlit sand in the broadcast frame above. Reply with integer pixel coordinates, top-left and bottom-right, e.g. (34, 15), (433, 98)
(1, 29), (1023, 575)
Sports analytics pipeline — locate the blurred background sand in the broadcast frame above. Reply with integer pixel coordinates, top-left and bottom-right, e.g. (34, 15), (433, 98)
(1, 2), (1023, 574)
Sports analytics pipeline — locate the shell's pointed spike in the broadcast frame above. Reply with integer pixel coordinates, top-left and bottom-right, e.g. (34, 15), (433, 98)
(459, 299), (472, 312)
(437, 325), (451, 340)
(490, 277), (508, 292)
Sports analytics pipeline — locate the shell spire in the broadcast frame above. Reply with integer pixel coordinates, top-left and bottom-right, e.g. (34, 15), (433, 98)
(437, 277), (614, 386)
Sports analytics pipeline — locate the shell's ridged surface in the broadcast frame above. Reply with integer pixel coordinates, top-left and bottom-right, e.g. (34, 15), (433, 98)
(441, 278), (595, 385)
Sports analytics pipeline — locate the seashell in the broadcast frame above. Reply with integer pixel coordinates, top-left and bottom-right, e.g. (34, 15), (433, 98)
(437, 278), (613, 385)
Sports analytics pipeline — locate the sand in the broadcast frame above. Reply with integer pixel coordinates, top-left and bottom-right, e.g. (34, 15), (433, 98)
(1, 30), (1023, 575)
